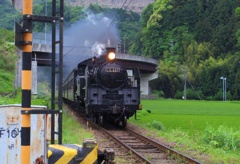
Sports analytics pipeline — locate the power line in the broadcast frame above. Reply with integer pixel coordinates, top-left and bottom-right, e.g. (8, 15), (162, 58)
(186, 78), (202, 100)
(107, 0), (134, 30)
(108, 0), (129, 28)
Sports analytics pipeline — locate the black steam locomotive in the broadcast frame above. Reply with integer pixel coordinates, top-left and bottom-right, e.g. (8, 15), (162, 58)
(63, 48), (142, 127)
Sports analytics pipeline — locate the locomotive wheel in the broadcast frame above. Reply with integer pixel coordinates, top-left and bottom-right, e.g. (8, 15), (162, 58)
(98, 115), (103, 127)
(122, 116), (127, 128)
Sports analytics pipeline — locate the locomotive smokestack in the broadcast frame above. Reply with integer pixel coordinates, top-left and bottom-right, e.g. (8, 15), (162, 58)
(106, 47), (116, 54)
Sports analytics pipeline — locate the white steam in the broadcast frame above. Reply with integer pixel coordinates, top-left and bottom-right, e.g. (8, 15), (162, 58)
(63, 12), (120, 78)
(91, 42), (106, 57)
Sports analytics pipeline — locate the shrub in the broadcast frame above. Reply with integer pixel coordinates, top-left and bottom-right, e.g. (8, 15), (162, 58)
(136, 109), (150, 118)
(0, 43), (18, 71)
(175, 89), (204, 100)
(146, 120), (165, 131)
(152, 90), (164, 98)
(201, 125), (240, 151)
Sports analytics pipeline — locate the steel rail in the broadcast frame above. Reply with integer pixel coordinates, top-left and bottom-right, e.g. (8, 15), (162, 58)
(99, 126), (152, 164)
(126, 128), (202, 164)
(71, 107), (202, 164)
(86, 115), (202, 164)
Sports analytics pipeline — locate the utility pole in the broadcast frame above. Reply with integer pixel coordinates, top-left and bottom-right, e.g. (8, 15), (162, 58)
(12, 0), (15, 7)
(21, 0), (33, 163)
(220, 76), (227, 101)
(45, 0), (47, 44)
(183, 66), (187, 100)
(124, 35), (126, 54)
(225, 78), (227, 101)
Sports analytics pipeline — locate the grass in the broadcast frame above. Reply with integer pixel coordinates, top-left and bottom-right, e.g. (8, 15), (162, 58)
(129, 99), (240, 163)
(62, 108), (94, 144)
(0, 90), (50, 107)
(0, 71), (15, 93)
(133, 100), (240, 132)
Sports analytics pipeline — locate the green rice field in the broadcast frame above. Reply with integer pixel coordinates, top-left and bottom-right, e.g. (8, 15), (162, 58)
(131, 100), (240, 134)
(130, 100), (240, 163)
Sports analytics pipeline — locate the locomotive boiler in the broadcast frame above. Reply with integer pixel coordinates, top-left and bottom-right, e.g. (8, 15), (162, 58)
(63, 47), (142, 127)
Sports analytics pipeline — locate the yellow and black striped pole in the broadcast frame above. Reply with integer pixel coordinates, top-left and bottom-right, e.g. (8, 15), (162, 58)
(21, 0), (32, 163)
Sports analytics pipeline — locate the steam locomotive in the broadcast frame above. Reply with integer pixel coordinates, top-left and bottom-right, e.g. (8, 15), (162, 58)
(63, 48), (142, 127)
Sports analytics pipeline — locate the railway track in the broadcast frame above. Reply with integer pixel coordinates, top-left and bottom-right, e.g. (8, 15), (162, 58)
(106, 128), (201, 163)
(102, 128), (200, 164)
(88, 121), (201, 164)
(68, 107), (202, 163)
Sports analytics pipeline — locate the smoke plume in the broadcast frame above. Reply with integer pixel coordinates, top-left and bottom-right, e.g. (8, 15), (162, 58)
(63, 12), (120, 78)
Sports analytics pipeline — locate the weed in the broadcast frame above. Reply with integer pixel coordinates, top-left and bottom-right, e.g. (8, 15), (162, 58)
(146, 120), (165, 131)
(201, 125), (240, 151)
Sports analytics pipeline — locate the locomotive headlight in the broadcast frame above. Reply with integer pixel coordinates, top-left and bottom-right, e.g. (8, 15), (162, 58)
(108, 52), (116, 60)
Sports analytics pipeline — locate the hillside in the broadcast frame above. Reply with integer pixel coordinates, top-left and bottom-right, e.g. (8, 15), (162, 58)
(131, 0), (240, 100)
(14, 0), (154, 13)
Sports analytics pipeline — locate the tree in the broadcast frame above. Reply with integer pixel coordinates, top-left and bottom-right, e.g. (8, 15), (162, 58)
(133, 0), (240, 100)
(88, 4), (105, 14)
(0, 0), (20, 30)
(0, 28), (16, 70)
(151, 60), (182, 98)
(236, 7), (240, 16)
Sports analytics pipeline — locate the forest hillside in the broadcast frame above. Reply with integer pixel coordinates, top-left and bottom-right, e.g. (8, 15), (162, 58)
(130, 0), (240, 100)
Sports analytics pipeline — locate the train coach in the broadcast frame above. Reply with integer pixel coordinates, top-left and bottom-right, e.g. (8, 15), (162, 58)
(63, 47), (142, 127)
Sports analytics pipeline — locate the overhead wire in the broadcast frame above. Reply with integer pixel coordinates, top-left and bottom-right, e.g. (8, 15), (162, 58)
(108, 0), (128, 27)
(107, 0), (134, 29)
